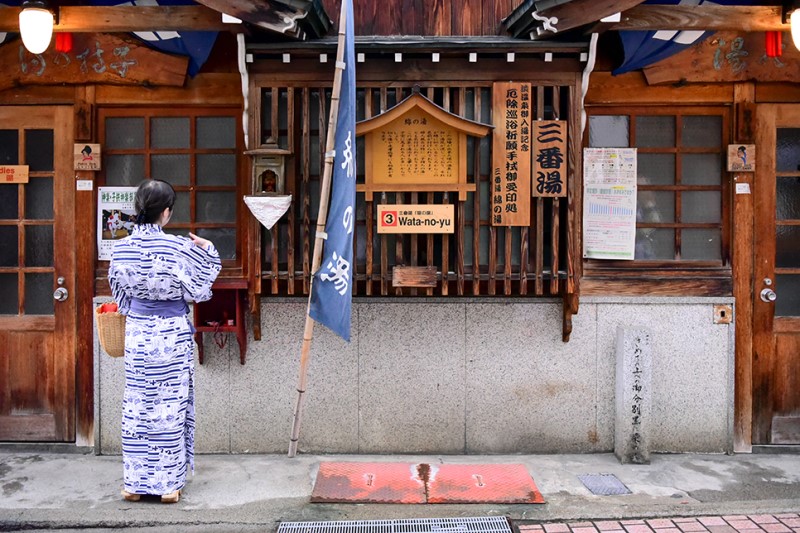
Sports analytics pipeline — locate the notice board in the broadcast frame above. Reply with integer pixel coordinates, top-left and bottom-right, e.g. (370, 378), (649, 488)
(491, 82), (531, 226)
(582, 148), (637, 260)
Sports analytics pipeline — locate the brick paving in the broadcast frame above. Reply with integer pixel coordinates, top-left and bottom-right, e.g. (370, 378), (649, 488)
(516, 514), (800, 533)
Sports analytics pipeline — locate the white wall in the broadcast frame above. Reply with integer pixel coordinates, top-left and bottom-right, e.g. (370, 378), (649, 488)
(95, 296), (734, 455)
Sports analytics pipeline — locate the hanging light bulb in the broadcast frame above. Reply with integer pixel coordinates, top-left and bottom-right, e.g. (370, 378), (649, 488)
(19, 0), (54, 55)
(792, 8), (800, 51)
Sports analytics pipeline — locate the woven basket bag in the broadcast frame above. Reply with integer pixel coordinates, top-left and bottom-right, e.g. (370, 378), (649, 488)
(96, 306), (126, 357)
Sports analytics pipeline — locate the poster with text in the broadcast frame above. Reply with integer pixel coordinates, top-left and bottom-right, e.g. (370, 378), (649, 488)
(582, 148), (637, 260)
(97, 187), (137, 260)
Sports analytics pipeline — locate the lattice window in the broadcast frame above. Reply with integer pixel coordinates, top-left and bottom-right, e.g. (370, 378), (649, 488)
(586, 108), (731, 267)
(258, 82), (579, 299)
(98, 107), (243, 264)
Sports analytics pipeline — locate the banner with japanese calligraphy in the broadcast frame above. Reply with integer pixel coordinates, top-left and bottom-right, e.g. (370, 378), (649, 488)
(491, 82), (531, 226)
(97, 186), (137, 260)
(582, 148), (637, 261)
(308, 0), (356, 342)
(533, 120), (567, 198)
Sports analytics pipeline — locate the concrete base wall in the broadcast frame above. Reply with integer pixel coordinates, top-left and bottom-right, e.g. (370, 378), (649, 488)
(95, 296), (735, 455)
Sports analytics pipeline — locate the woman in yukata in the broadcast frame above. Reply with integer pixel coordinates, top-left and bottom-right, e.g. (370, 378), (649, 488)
(109, 179), (222, 503)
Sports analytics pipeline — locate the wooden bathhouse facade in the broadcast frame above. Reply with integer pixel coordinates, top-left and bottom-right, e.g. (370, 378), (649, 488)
(0, 0), (797, 454)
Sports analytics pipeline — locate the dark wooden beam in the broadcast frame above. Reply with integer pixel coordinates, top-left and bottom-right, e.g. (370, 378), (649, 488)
(248, 35), (589, 53)
(0, 5), (241, 32)
(193, 0), (307, 38)
(613, 5), (790, 32)
(534, 0), (646, 35)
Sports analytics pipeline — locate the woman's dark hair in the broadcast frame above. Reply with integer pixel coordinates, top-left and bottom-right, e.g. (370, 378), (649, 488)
(135, 179), (176, 225)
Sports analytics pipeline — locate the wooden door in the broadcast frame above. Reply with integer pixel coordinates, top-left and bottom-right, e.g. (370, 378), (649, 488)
(0, 107), (76, 442)
(753, 104), (800, 445)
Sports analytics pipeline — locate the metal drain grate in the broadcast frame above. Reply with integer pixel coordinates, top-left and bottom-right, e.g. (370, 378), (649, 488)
(577, 473), (632, 496)
(278, 516), (512, 533)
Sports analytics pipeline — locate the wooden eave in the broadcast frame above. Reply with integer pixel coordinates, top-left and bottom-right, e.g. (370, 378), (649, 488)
(504, 3), (791, 40)
(193, 0), (331, 39)
(502, 0), (646, 39)
(247, 35), (588, 56)
(0, 0), (331, 39)
(0, 5), (238, 32)
(611, 5), (791, 32)
(356, 92), (492, 138)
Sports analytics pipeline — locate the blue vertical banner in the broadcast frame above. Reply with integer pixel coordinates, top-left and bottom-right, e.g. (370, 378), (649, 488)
(308, 0), (356, 342)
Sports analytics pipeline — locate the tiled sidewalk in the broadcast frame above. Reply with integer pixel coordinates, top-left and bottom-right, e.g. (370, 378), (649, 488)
(516, 514), (800, 533)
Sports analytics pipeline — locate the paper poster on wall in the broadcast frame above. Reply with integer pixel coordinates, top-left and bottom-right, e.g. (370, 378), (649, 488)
(582, 148), (637, 260)
(74, 143), (102, 171)
(97, 186), (137, 260)
(727, 144), (755, 172)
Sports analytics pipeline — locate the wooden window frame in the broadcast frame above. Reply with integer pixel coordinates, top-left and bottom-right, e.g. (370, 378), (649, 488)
(582, 106), (733, 296)
(94, 106), (248, 292)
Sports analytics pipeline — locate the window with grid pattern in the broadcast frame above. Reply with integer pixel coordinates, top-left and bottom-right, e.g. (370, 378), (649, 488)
(586, 108), (731, 267)
(98, 108), (242, 263)
(258, 83), (576, 297)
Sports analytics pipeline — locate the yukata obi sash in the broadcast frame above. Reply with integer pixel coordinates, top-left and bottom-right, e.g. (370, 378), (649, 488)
(129, 298), (196, 334)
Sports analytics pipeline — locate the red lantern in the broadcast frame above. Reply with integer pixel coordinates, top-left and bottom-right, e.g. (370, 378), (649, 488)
(54, 32), (72, 53)
(766, 31), (783, 58)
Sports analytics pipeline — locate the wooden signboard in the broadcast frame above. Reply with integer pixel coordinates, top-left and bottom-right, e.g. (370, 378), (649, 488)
(74, 143), (101, 171)
(491, 82), (531, 226)
(372, 109), (457, 185)
(377, 204), (454, 234)
(644, 32), (800, 85)
(0, 165), (29, 183)
(357, 93), (491, 201)
(533, 120), (567, 198)
(392, 265), (437, 287)
(0, 33), (188, 92)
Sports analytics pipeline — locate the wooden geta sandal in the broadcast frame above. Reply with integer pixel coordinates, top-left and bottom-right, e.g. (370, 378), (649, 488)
(161, 489), (181, 503)
(121, 489), (141, 502)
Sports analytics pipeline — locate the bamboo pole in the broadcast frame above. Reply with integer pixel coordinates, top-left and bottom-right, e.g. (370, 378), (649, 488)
(288, 0), (350, 458)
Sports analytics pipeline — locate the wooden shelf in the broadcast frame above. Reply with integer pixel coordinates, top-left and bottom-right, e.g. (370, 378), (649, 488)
(193, 282), (248, 364)
(196, 325), (239, 333)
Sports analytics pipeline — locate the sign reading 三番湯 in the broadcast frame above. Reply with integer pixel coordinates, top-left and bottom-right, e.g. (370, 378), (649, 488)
(533, 120), (567, 198)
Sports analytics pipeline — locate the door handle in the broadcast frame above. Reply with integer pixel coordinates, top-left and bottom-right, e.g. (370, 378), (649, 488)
(760, 288), (777, 303)
(53, 287), (68, 302)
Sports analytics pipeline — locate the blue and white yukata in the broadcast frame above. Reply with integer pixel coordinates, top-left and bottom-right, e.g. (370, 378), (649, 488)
(109, 224), (221, 496)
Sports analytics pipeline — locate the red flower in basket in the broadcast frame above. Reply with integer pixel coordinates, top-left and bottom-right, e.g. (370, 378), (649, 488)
(99, 302), (118, 314)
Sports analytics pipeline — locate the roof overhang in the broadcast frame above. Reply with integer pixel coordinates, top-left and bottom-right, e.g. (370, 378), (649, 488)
(503, 0), (647, 39)
(247, 35), (589, 55)
(503, 2), (791, 40)
(0, 0), (332, 40)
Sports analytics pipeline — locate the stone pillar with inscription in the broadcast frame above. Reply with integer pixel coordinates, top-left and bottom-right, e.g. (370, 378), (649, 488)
(614, 327), (652, 464)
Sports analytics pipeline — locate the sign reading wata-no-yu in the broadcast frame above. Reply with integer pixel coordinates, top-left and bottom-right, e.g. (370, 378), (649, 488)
(377, 204), (454, 234)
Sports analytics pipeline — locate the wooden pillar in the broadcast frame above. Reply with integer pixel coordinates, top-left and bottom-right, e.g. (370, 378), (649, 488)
(732, 82), (755, 452)
(74, 85), (96, 447)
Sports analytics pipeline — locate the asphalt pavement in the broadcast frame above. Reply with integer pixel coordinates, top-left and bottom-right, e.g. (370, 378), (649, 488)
(1, 449), (799, 532)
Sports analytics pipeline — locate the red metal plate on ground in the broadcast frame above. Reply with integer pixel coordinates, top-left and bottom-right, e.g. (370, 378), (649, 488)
(426, 463), (545, 504)
(310, 462), (426, 503)
(310, 462), (545, 504)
